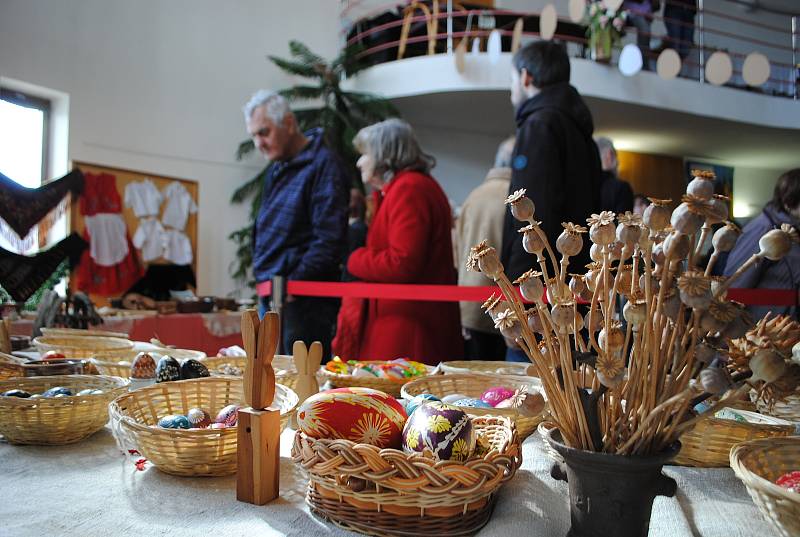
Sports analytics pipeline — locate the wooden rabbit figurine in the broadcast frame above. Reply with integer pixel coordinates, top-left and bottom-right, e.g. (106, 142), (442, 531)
(292, 340), (322, 404)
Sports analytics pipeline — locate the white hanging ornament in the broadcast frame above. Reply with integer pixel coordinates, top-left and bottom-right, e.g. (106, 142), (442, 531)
(705, 51), (733, 86)
(511, 18), (523, 53)
(656, 49), (681, 80)
(742, 52), (770, 87)
(618, 44), (643, 76)
(487, 29), (502, 63)
(540, 4), (557, 41)
(454, 38), (467, 74)
(568, 0), (586, 23)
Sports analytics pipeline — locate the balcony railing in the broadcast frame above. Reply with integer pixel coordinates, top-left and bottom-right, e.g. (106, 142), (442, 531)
(340, 1), (799, 100)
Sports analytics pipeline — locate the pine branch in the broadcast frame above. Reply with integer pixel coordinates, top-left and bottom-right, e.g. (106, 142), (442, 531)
(289, 40), (327, 69)
(279, 85), (325, 102)
(267, 55), (319, 78)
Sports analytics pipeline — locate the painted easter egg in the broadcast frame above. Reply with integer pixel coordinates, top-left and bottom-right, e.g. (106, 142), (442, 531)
(453, 398), (493, 409)
(481, 386), (515, 407)
(76, 389), (103, 396)
(402, 402), (476, 461)
(441, 393), (470, 404)
(158, 414), (191, 429)
(2, 389), (31, 398)
(405, 394), (441, 416)
(131, 352), (156, 379)
(180, 359), (210, 380)
(155, 356), (181, 383)
(215, 404), (240, 427)
(296, 387), (407, 448)
(187, 407), (211, 428)
(353, 367), (378, 378)
(776, 471), (800, 493)
(41, 351), (66, 361)
(42, 387), (72, 397)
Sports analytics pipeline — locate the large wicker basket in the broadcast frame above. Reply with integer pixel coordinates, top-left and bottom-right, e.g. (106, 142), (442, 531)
(674, 407), (795, 467)
(33, 335), (134, 359)
(319, 360), (434, 398)
(731, 437), (800, 537)
(109, 376), (298, 476)
(402, 373), (546, 439)
(292, 415), (521, 537)
(0, 375), (130, 445)
(0, 351), (25, 380)
(434, 360), (529, 376)
(199, 354), (298, 392)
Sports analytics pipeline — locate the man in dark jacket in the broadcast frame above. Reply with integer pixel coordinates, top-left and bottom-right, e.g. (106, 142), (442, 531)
(502, 41), (602, 283)
(244, 89), (349, 360)
(595, 136), (634, 215)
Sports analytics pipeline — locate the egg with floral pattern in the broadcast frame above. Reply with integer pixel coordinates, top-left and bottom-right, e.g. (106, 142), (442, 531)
(453, 398), (493, 409)
(402, 402), (476, 461)
(214, 404), (240, 427)
(481, 387), (515, 407)
(405, 393), (440, 416)
(296, 387), (407, 449)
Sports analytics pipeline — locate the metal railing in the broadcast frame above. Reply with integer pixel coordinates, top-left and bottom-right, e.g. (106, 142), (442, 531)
(340, 1), (799, 99)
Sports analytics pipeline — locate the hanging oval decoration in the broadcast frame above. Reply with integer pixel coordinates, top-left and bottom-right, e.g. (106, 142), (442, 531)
(705, 51), (733, 86)
(568, 0), (586, 23)
(618, 44), (643, 77)
(511, 17), (524, 53)
(656, 48), (682, 80)
(540, 4), (557, 41)
(487, 29), (502, 63)
(471, 37), (481, 56)
(742, 52), (770, 87)
(455, 38), (467, 73)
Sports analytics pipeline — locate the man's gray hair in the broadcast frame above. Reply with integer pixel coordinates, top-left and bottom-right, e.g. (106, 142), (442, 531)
(594, 136), (616, 158)
(243, 90), (291, 124)
(494, 136), (516, 168)
(353, 118), (435, 180)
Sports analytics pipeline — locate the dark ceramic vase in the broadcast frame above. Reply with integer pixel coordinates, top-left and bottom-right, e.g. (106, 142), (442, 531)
(547, 428), (680, 537)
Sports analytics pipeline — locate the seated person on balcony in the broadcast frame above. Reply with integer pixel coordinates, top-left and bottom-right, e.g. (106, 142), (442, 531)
(503, 41), (602, 361)
(595, 137), (634, 215)
(623, 0), (659, 70)
(243, 89), (349, 361)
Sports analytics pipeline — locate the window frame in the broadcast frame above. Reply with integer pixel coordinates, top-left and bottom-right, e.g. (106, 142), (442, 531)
(0, 87), (51, 185)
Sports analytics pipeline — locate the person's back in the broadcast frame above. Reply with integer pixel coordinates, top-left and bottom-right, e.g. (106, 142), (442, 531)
(502, 41), (602, 281)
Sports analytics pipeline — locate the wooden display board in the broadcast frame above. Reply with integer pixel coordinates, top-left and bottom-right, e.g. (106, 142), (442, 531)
(69, 161), (199, 299)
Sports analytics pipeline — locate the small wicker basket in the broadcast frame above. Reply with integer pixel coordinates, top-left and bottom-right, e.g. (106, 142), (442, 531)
(40, 327), (130, 339)
(731, 437), (800, 537)
(402, 373), (546, 439)
(674, 407), (795, 467)
(0, 375), (130, 445)
(434, 360), (529, 376)
(292, 415), (521, 537)
(90, 348), (208, 377)
(109, 376), (298, 477)
(319, 360), (433, 398)
(33, 335), (134, 359)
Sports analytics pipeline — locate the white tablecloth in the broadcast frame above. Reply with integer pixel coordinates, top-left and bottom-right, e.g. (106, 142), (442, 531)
(0, 428), (780, 537)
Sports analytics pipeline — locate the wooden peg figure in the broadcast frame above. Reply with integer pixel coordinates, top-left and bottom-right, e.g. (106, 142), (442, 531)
(237, 310), (281, 505)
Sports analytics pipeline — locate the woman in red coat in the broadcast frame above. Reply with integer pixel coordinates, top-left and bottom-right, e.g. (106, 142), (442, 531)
(342, 119), (462, 365)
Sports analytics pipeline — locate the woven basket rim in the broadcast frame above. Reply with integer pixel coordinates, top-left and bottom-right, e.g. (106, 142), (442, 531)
(33, 335), (134, 351)
(110, 376), (298, 435)
(0, 375), (130, 406)
(730, 437), (800, 503)
(40, 327), (130, 339)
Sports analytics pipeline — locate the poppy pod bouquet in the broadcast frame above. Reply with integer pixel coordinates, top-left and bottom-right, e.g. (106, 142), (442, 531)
(467, 170), (800, 456)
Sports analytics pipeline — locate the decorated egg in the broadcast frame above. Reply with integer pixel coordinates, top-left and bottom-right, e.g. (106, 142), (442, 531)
(382, 366), (407, 380)
(42, 387), (72, 397)
(296, 387), (407, 448)
(215, 404), (240, 427)
(41, 351), (66, 361)
(131, 352), (156, 379)
(441, 393), (470, 404)
(155, 356), (180, 383)
(180, 359), (210, 380)
(776, 471), (800, 493)
(210, 422), (227, 429)
(481, 386), (515, 407)
(453, 398), (493, 409)
(158, 414), (191, 429)
(2, 389), (31, 398)
(353, 367), (378, 378)
(402, 402), (476, 461)
(405, 394), (441, 416)
(76, 389), (104, 396)
(187, 407), (211, 428)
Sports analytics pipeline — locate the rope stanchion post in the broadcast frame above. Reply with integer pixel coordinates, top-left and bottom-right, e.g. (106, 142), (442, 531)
(271, 275), (285, 355)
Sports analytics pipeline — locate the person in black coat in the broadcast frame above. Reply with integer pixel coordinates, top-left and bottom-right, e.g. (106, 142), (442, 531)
(595, 136), (634, 215)
(502, 41), (602, 283)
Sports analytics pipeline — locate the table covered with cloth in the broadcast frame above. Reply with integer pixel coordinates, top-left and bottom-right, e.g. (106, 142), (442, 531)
(0, 427), (779, 537)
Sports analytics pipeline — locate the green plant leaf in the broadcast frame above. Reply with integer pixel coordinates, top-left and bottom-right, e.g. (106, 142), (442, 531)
(279, 85), (325, 102)
(267, 55), (319, 78)
(289, 40), (326, 68)
(236, 139), (255, 160)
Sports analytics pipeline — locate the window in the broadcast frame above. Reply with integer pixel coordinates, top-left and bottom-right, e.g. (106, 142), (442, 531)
(0, 88), (51, 187)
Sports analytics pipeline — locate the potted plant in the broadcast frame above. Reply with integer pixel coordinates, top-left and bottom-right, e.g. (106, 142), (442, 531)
(584, 1), (627, 63)
(467, 169), (799, 537)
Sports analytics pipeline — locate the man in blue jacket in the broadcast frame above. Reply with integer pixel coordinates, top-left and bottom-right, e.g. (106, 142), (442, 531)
(243, 90), (348, 361)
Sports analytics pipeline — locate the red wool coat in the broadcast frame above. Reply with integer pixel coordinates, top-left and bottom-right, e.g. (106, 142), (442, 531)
(345, 170), (463, 364)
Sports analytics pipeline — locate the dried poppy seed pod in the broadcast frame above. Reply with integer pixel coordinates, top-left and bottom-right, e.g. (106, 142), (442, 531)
(639, 273), (659, 292)
(506, 189), (535, 222)
(712, 222), (740, 253)
(596, 354), (625, 388)
(694, 341), (717, 364)
(481, 294), (509, 321)
(638, 226), (652, 250)
(687, 175), (715, 200)
(550, 303), (575, 331)
(589, 243), (604, 263)
(476, 246), (503, 280)
(599, 322), (625, 353)
(584, 264), (602, 293)
(623, 301), (646, 329)
(722, 303), (751, 340)
(520, 224), (545, 255)
(663, 231), (691, 260)
(569, 274), (585, 295)
(700, 309), (726, 334)
(616, 212), (642, 244)
(494, 309), (522, 340)
(556, 223), (587, 257)
(759, 227), (794, 261)
(705, 195), (729, 224)
(749, 348), (787, 384)
(643, 198), (672, 231)
(652, 243), (666, 266)
(661, 292), (681, 320)
(579, 285), (593, 302)
(620, 243), (634, 261)
(598, 370), (625, 389)
(616, 265), (634, 296)
(678, 271), (713, 310)
(587, 211), (617, 246)
(546, 278), (570, 304)
(515, 270), (544, 302)
(573, 311), (585, 332)
(607, 241), (624, 262)
(526, 308), (545, 333)
(671, 197), (705, 235)
(586, 304), (604, 332)
(699, 367), (732, 394)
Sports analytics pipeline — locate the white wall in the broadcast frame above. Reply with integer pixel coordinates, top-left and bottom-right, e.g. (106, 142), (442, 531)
(0, 0), (341, 298)
(733, 165), (783, 219)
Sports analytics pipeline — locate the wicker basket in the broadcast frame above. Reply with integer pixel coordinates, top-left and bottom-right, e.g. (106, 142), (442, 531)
(0, 351), (25, 380)
(319, 361), (434, 398)
(90, 348), (208, 377)
(292, 415), (521, 537)
(0, 375), (130, 445)
(33, 335), (134, 359)
(538, 420), (564, 464)
(402, 373), (546, 439)
(199, 354), (298, 391)
(674, 407), (795, 467)
(731, 437), (800, 537)
(754, 392), (800, 424)
(109, 376), (298, 476)
(434, 360), (530, 376)
(40, 327), (130, 339)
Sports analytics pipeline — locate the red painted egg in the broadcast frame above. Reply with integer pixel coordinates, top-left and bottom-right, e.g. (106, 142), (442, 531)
(296, 387), (407, 448)
(42, 351), (66, 361)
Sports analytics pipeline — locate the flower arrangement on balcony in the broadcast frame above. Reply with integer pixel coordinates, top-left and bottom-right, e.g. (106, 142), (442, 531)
(584, 1), (627, 63)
